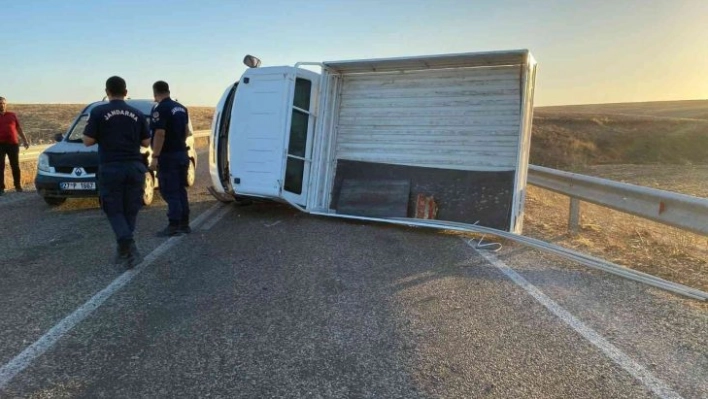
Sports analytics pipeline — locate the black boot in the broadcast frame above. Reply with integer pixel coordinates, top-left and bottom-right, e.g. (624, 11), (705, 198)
(115, 240), (132, 267)
(179, 217), (191, 234)
(128, 241), (142, 268)
(157, 221), (183, 237)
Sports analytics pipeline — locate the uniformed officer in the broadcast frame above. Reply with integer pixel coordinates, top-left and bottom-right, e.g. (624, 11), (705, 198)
(83, 76), (151, 268)
(149, 81), (191, 236)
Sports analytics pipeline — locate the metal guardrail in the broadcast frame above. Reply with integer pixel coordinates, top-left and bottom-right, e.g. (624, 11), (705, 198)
(15, 130), (210, 163)
(527, 165), (708, 236)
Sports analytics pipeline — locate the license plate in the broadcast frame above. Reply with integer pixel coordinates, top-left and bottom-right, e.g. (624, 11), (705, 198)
(60, 182), (96, 190)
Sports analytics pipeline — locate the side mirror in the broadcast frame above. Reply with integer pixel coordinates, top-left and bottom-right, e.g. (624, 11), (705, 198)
(54, 133), (64, 142)
(243, 55), (261, 68)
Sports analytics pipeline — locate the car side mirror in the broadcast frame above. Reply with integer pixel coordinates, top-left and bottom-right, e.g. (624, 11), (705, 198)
(54, 133), (64, 142)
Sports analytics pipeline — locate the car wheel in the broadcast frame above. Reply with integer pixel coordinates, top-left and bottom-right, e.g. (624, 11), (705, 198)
(43, 197), (66, 206)
(143, 172), (155, 206)
(186, 159), (196, 187)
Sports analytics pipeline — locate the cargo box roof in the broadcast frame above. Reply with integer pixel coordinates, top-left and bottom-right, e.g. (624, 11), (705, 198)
(323, 49), (533, 74)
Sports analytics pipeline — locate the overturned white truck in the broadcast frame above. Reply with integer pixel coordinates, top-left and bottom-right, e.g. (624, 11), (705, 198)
(208, 50), (537, 233)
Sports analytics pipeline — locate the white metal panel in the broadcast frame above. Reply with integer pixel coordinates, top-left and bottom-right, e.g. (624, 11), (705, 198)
(318, 74), (344, 212)
(229, 70), (290, 197)
(510, 59), (537, 233)
(324, 50), (529, 73)
(334, 66), (522, 171)
(307, 72), (339, 212)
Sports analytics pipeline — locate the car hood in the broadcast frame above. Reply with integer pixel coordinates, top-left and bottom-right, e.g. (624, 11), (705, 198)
(44, 141), (98, 154)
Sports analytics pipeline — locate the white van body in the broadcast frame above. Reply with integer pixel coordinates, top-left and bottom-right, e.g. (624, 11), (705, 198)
(209, 50), (537, 233)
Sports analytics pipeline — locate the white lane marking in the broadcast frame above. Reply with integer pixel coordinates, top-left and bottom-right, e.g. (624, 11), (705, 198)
(0, 202), (230, 391)
(199, 205), (233, 231)
(467, 241), (684, 399)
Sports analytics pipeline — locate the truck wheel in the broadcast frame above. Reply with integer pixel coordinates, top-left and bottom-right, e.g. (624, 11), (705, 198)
(186, 159), (196, 187)
(43, 197), (66, 206)
(143, 172), (155, 206)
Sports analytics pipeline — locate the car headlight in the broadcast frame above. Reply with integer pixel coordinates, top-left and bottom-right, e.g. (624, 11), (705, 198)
(38, 153), (51, 172)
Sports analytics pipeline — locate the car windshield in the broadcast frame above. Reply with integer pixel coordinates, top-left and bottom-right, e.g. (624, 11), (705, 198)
(62, 101), (188, 142)
(66, 115), (89, 142)
(64, 108), (154, 142)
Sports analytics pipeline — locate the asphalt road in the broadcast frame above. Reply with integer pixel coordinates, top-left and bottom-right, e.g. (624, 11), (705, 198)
(0, 153), (706, 398)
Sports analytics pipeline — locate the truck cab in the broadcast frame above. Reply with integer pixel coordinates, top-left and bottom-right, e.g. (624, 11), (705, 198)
(209, 66), (319, 207)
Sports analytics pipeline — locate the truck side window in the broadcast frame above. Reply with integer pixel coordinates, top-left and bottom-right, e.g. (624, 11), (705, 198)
(288, 78), (313, 158)
(285, 78), (313, 195)
(293, 78), (311, 111)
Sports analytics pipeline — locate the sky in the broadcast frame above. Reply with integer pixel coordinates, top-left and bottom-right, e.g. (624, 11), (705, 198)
(2, 0), (707, 107)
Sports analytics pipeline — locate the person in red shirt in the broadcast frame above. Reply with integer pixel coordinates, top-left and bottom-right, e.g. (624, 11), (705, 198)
(0, 96), (30, 195)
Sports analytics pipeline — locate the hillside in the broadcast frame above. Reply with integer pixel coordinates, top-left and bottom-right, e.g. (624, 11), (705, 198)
(531, 111), (708, 168)
(532, 100), (708, 168)
(537, 99), (708, 120)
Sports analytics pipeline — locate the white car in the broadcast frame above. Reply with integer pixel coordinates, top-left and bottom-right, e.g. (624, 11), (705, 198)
(35, 99), (198, 206)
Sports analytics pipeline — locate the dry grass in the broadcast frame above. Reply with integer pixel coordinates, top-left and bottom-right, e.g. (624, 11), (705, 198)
(187, 106), (215, 132)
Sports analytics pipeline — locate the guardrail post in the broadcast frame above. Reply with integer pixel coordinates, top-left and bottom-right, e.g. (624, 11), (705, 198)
(569, 198), (580, 233)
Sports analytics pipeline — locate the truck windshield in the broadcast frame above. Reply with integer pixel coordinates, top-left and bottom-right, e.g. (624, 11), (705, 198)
(66, 115), (89, 142)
